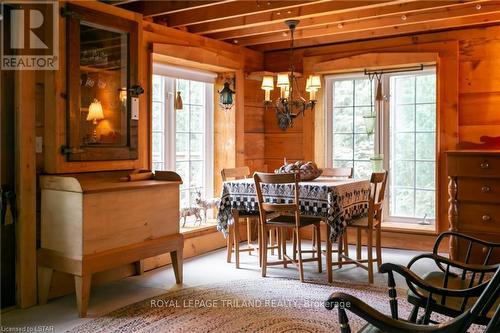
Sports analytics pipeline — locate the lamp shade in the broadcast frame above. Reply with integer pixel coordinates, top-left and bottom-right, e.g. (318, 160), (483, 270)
(310, 75), (321, 90)
(87, 99), (104, 122)
(261, 75), (274, 91)
(305, 76), (313, 92)
(276, 73), (290, 88)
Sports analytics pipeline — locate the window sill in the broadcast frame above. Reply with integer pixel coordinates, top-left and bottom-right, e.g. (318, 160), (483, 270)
(381, 221), (436, 235)
(180, 224), (218, 239)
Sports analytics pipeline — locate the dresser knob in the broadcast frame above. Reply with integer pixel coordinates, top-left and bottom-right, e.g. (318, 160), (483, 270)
(482, 215), (492, 222)
(481, 186), (491, 193)
(480, 161), (489, 169)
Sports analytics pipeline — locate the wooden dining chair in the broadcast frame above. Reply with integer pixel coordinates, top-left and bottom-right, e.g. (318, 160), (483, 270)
(327, 170), (388, 284)
(312, 167), (354, 261)
(321, 167), (353, 178)
(254, 172), (322, 282)
(221, 167), (280, 268)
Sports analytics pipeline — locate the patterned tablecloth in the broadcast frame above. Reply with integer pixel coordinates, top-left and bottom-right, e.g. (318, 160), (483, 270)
(216, 177), (371, 241)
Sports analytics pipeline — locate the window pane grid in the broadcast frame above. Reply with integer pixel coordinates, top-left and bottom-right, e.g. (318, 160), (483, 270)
(390, 73), (436, 220)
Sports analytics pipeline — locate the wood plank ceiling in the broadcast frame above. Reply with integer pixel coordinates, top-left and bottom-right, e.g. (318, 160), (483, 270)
(112, 0), (500, 51)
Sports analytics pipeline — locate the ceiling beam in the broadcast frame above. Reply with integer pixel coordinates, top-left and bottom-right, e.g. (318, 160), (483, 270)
(253, 11), (500, 51)
(208, 0), (463, 40)
(235, 0), (499, 47)
(188, 0), (398, 34)
(118, 1), (230, 18)
(156, 0), (320, 27)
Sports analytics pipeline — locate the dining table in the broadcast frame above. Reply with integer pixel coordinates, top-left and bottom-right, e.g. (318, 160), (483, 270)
(216, 176), (371, 242)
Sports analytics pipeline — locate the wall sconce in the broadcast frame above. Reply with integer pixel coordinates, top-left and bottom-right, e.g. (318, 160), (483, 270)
(218, 79), (235, 112)
(87, 99), (104, 143)
(174, 91), (183, 111)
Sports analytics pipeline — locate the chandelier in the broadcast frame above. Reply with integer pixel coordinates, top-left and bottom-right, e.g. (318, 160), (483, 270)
(261, 20), (321, 130)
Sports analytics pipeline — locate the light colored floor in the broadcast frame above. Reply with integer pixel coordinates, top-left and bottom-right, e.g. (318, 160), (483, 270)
(1, 242), (434, 333)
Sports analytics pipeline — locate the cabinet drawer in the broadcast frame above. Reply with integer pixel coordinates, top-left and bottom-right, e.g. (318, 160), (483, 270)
(458, 178), (500, 203)
(449, 155), (500, 177)
(458, 203), (500, 234)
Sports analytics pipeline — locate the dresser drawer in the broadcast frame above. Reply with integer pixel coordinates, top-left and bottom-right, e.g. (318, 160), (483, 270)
(458, 178), (500, 203)
(449, 155), (500, 177)
(458, 203), (500, 234)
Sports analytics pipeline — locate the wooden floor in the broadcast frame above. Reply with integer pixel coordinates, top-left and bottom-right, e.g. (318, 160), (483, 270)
(1, 243), (436, 332)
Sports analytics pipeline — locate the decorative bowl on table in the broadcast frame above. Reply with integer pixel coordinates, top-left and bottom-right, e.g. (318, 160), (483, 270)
(274, 159), (323, 181)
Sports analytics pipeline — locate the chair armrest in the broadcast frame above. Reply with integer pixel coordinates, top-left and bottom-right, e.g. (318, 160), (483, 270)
(407, 253), (499, 273)
(380, 262), (489, 298)
(325, 292), (449, 333)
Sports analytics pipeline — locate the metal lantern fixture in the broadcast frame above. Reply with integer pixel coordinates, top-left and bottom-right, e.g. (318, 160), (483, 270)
(261, 20), (321, 130)
(218, 80), (235, 112)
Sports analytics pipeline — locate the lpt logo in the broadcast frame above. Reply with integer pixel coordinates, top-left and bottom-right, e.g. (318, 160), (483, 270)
(1, 0), (59, 70)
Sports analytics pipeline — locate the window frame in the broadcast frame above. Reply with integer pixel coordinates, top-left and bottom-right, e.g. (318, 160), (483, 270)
(381, 68), (437, 224)
(325, 68), (437, 224)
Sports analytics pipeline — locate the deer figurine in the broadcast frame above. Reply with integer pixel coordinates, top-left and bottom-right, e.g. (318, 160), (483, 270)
(179, 207), (202, 227)
(195, 190), (220, 223)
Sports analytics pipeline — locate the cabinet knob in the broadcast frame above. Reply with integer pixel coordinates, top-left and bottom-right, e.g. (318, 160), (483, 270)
(482, 215), (492, 222)
(481, 186), (491, 193)
(480, 161), (489, 169)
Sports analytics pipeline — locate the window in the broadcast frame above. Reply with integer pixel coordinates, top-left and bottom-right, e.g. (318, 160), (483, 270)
(152, 71), (214, 213)
(387, 73), (436, 221)
(326, 69), (436, 224)
(326, 76), (375, 179)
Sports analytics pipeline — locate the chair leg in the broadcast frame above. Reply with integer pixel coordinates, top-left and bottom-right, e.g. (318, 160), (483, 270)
(292, 230), (297, 261)
(233, 217), (240, 269)
(261, 226), (268, 277)
(338, 234), (343, 269)
(343, 232), (349, 257)
(226, 224), (233, 263)
(277, 228), (282, 260)
(356, 228), (362, 260)
(296, 228), (305, 282)
(376, 223), (382, 272)
(246, 217), (252, 255)
(258, 223), (262, 267)
(281, 228), (287, 268)
(367, 227), (374, 284)
(270, 229), (275, 256)
(326, 224), (333, 283)
(315, 224), (322, 273)
(311, 226), (316, 258)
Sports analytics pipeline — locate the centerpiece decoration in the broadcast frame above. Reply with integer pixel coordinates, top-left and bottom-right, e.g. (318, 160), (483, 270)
(275, 158), (322, 181)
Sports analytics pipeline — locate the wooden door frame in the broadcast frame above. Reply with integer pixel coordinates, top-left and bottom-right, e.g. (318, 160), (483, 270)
(15, 70), (37, 308)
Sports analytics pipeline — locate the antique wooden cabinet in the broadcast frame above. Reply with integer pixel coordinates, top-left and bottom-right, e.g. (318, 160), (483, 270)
(447, 150), (500, 262)
(38, 170), (183, 317)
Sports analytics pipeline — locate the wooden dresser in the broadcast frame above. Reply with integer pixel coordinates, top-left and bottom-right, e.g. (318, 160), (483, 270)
(38, 171), (183, 317)
(447, 150), (500, 262)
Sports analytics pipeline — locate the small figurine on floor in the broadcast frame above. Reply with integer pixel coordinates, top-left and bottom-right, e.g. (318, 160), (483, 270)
(180, 207), (202, 228)
(195, 190), (220, 223)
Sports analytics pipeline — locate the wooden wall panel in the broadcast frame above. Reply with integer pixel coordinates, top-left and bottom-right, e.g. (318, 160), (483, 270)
(243, 79), (267, 173)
